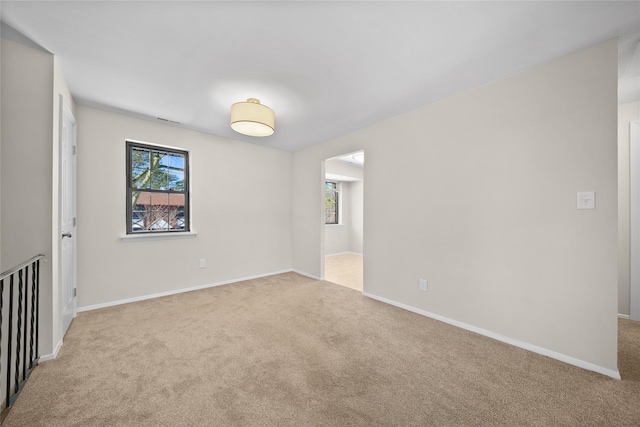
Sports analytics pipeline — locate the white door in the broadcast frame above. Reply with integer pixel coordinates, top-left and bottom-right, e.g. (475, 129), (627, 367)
(60, 96), (77, 336)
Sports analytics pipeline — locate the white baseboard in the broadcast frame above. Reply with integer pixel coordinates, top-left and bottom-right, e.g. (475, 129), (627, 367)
(325, 251), (363, 257)
(78, 269), (294, 312)
(39, 339), (63, 362)
(618, 313), (630, 319)
(363, 292), (621, 380)
(292, 269), (322, 281)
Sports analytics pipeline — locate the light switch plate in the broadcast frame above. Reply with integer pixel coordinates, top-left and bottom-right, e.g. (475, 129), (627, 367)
(577, 192), (595, 210)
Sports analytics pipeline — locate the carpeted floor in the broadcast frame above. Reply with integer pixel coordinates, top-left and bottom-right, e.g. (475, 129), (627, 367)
(324, 253), (363, 291)
(4, 272), (640, 426)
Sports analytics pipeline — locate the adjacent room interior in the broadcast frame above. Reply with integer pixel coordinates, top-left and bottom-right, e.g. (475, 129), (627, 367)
(1, 1), (640, 425)
(324, 151), (364, 292)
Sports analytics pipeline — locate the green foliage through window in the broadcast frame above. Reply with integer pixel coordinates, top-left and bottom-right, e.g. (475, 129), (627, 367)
(325, 181), (339, 224)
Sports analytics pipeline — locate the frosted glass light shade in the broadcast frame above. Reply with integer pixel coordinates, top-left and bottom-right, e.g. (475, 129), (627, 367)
(230, 98), (275, 137)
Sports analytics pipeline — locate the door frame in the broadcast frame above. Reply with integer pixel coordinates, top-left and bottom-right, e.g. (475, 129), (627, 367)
(59, 95), (77, 337)
(629, 120), (640, 320)
(321, 150), (365, 290)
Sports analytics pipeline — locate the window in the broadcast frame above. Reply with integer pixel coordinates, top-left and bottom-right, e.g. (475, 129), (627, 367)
(126, 141), (189, 234)
(325, 181), (339, 224)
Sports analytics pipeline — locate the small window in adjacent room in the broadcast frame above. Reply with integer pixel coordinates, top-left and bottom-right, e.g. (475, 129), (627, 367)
(325, 181), (339, 225)
(126, 141), (189, 234)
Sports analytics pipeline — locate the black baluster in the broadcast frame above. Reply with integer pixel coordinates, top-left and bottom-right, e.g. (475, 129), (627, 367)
(15, 270), (22, 395)
(22, 266), (28, 382)
(7, 275), (13, 409)
(35, 261), (39, 360)
(0, 278), (4, 405)
(29, 263), (36, 369)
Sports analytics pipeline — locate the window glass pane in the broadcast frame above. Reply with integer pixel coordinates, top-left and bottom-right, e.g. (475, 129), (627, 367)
(326, 203), (337, 223)
(150, 170), (169, 190)
(132, 167), (149, 189)
(177, 207), (186, 229)
(168, 154), (185, 191)
(150, 151), (168, 190)
(169, 154), (184, 170)
(169, 194), (186, 230)
(170, 171), (185, 191)
(131, 149), (150, 189)
(151, 151), (168, 170)
(150, 193), (169, 231)
(325, 182), (338, 224)
(132, 191), (151, 232)
(131, 149), (149, 170)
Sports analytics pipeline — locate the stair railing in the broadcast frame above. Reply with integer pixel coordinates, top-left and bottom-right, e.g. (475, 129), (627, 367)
(0, 254), (44, 420)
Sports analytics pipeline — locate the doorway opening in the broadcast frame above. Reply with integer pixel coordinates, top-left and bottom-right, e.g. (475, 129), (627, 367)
(323, 151), (364, 291)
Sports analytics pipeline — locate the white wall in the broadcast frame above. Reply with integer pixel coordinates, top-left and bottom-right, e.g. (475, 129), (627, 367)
(349, 180), (364, 254)
(325, 160), (364, 180)
(76, 106), (292, 308)
(1, 38), (55, 356)
(293, 40), (618, 374)
(618, 101), (640, 315)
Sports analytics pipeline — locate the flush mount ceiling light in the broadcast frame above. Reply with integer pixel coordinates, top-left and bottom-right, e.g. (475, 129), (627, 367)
(230, 98), (275, 137)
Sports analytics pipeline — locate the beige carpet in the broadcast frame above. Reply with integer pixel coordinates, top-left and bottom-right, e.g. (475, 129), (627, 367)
(324, 253), (363, 291)
(4, 272), (640, 426)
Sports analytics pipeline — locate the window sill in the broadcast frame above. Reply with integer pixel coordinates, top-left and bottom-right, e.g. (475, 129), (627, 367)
(120, 232), (197, 242)
(325, 224), (343, 227)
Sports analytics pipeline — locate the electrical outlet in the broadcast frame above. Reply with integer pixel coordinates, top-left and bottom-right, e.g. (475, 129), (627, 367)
(419, 278), (428, 292)
(577, 191), (595, 210)
(199, 259), (206, 269)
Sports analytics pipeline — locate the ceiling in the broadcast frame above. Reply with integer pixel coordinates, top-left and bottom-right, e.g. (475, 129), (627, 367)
(1, 1), (639, 152)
